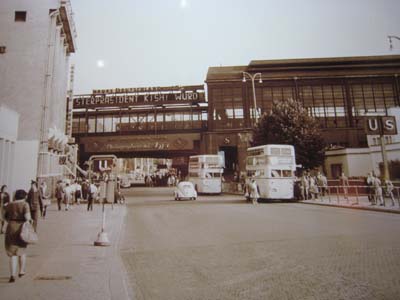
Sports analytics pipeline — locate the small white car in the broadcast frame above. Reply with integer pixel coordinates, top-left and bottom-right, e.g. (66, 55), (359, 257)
(119, 175), (131, 188)
(174, 181), (197, 201)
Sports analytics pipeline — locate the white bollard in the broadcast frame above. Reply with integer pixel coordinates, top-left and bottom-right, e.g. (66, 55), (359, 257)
(94, 203), (111, 246)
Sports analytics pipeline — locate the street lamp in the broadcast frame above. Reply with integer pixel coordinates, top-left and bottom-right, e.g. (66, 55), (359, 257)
(388, 35), (400, 50)
(242, 72), (262, 122)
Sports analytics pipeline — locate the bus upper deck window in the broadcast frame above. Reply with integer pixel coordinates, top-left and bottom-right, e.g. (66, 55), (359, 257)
(282, 170), (292, 177)
(271, 170), (281, 177)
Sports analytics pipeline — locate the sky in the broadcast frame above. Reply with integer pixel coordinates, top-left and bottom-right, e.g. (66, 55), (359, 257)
(70, 0), (400, 94)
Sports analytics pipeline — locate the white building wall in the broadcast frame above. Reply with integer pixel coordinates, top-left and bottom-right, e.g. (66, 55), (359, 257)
(0, 105), (19, 191)
(13, 140), (39, 191)
(0, 0), (76, 191)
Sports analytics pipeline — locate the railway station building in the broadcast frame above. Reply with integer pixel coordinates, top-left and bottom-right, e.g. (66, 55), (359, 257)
(71, 55), (400, 179)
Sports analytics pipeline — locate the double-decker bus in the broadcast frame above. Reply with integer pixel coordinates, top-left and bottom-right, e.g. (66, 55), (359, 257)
(246, 145), (296, 200)
(188, 155), (224, 194)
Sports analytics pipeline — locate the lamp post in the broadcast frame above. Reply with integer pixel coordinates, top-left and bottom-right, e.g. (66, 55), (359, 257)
(388, 35), (400, 50)
(242, 72), (262, 123)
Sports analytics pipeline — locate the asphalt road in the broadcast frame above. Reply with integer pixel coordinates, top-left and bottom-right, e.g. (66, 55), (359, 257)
(120, 187), (400, 300)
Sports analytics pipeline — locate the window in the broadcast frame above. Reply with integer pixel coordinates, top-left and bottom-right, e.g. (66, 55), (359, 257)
(88, 116), (96, 133)
(282, 170), (293, 177)
(271, 170), (281, 177)
(96, 115), (104, 133)
(15, 11), (27, 22)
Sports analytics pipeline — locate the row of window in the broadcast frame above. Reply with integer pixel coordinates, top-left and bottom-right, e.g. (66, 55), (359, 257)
(210, 81), (398, 129)
(246, 169), (293, 178)
(188, 172), (222, 178)
(72, 111), (208, 134)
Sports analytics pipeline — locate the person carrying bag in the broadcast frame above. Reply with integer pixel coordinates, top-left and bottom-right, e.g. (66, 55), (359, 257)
(20, 221), (39, 244)
(4, 189), (33, 283)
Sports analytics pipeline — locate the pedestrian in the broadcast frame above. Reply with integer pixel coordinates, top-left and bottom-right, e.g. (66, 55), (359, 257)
(339, 172), (349, 201)
(63, 182), (73, 211)
(4, 189), (31, 283)
(240, 174), (246, 192)
(39, 181), (51, 219)
(55, 180), (64, 211)
(1, 185), (11, 234)
(293, 176), (302, 200)
(87, 182), (97, 211)
(373, 175), (384, 206)
(26, 180), (43, 232)
(248, 178), (260, 205)
(366, 172), (375, 204)
(384, 179), (395, 206)
(309, 176), (319, 200)
(81, 179), (89, 201)
(317, 172), (328, 197)
(74, 180), (82, 205)
(69, 180), (76, 205)
(300, 173), (309, 200)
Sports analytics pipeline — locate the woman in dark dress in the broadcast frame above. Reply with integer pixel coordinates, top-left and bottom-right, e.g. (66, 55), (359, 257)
(4, 189), (32, 282)
(1, 185), (11, 233)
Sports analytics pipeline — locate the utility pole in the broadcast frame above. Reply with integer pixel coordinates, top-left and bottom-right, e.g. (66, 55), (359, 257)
(242, 72), (263, 123)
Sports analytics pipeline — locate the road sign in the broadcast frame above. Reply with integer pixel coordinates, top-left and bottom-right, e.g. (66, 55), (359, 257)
(365, 116), (397, 135)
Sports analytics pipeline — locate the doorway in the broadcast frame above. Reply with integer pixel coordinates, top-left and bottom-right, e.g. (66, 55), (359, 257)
(219, 146), (238, 176)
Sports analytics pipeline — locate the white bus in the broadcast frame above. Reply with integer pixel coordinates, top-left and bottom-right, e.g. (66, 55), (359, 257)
(245, 144), (296, 200)
(188, 155), (224, 194)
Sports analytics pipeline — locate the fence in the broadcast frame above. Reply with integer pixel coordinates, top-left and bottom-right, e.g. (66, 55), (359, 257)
(305, 184), (400, 207)
(222, 181), (400, 208)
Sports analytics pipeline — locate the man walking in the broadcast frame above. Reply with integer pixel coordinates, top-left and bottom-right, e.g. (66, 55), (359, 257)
(373, 175), (384, 206)
(248, 178), (260, 205)
(366, 172), (375, 204)
(26, 180), (43, 232)
(339, 172), (349, 202)
(55, 180), (64, 211)
(300, 173), (309, 200)
(63, 182), (73, 211)
(88, 182), (97, 211)
(317, 172), (328, 197)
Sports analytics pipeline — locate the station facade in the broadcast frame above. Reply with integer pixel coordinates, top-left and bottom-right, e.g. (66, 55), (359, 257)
(71, 55), (400, 179)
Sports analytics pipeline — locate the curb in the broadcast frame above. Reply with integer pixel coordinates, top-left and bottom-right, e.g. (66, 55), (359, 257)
(300, 201), (400, 214)
(109, 205), (133, 300)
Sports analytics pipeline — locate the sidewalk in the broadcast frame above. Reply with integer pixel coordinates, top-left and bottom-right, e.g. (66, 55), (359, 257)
(301, 195), (400, 214)
(0, 202), (130, 300)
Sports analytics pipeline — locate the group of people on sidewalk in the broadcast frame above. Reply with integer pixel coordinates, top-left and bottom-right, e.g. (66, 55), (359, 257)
(0, 175), (126, 284)
(54, 177), (125, 212)
(366, 172), (396, 206)
(293, 170), (397, 206)
(295, 172), (328, 201)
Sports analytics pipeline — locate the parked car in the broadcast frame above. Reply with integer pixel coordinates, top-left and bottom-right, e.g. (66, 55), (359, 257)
(174, 181), (197, 201)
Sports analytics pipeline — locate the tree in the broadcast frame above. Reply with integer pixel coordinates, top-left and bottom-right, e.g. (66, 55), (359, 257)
(252, 98), (325, 170)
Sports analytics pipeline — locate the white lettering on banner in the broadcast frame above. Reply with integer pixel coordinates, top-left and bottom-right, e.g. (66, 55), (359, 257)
(73, 89), (204, 108)
(175, 93), (199, 101)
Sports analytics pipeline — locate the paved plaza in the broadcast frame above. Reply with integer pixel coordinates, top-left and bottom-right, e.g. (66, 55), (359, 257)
(122, 188), (400, 300)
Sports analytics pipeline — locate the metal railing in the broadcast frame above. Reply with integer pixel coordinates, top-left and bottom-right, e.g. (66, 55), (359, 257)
(222, 181), (400, 208)
(303, 185), (400, 208)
